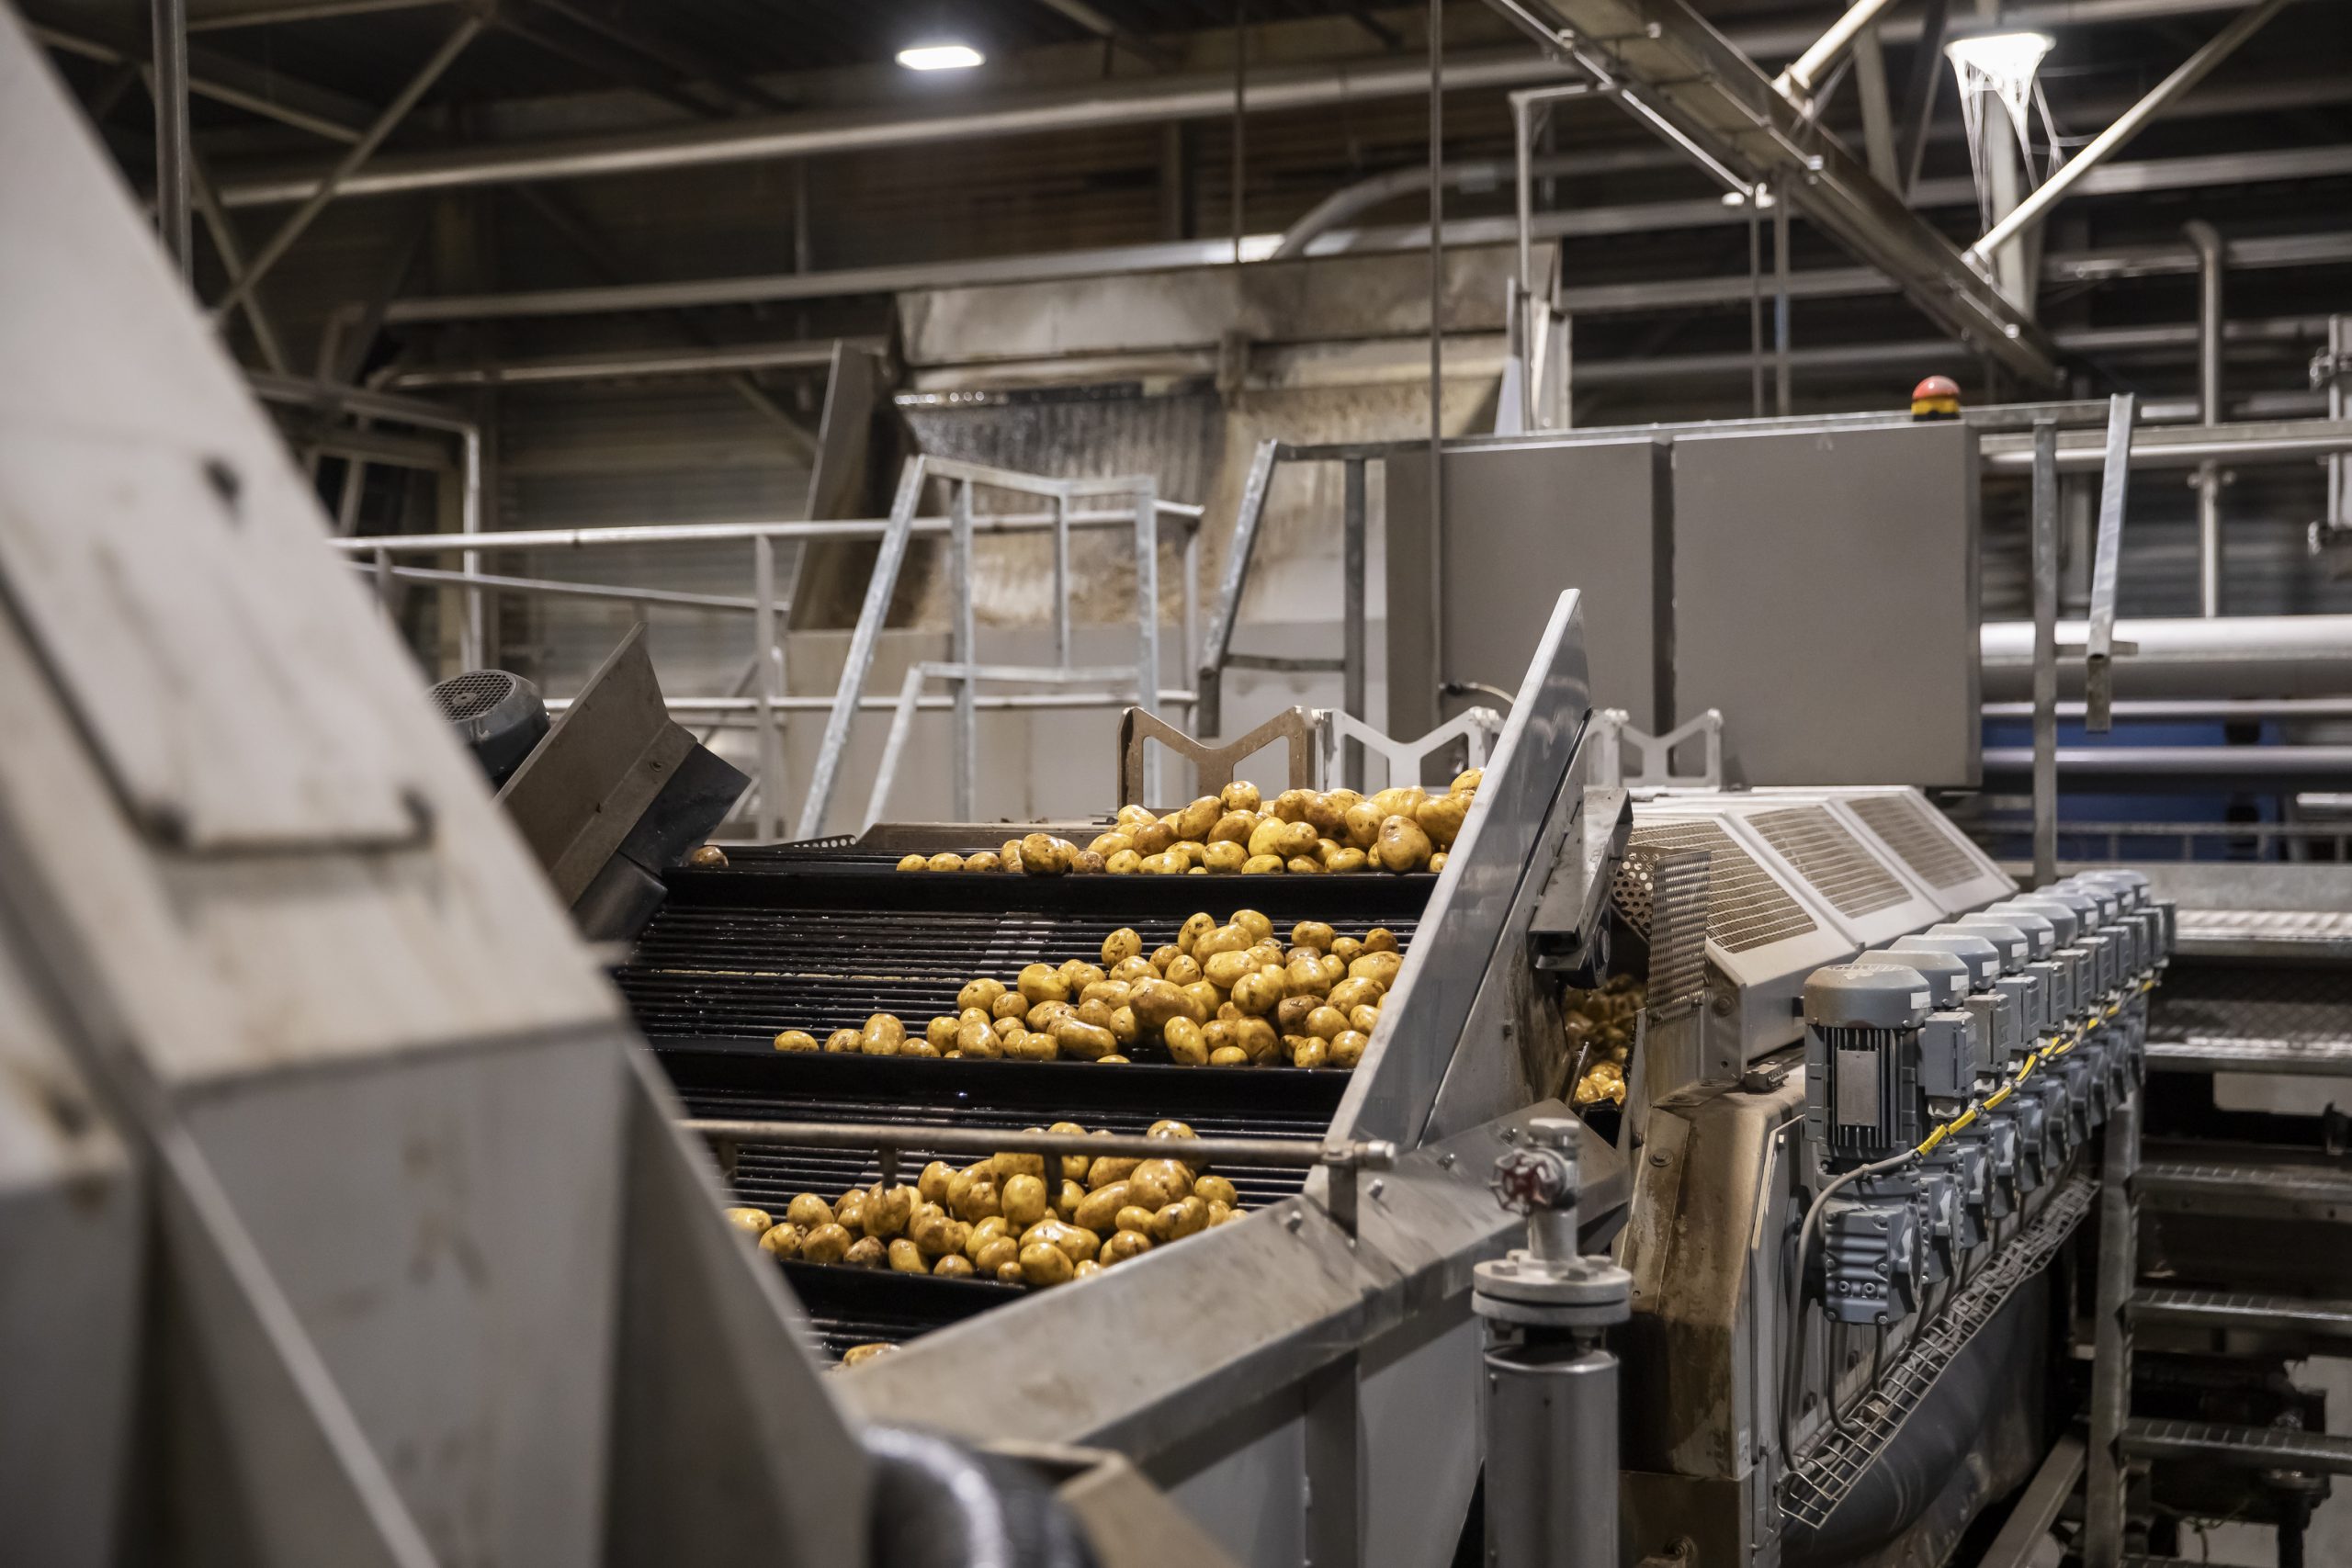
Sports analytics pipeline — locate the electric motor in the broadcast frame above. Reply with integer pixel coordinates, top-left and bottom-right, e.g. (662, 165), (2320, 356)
(1804, 964), (1931, 1167)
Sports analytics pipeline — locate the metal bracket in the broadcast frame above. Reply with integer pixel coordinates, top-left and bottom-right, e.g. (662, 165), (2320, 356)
(2085, 393), (2140, 733)
(1591, 708), (1723, 790)
(1118, 705), (1317, 807)
(1529, 785), (1631, 983)
(1319, 705), (1505, 791)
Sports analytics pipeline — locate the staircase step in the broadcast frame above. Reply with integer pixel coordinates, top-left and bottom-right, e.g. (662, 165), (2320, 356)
(2121, 1417), (2352, 1475)
(2146, 1037), (2352, 1076)
(2132, 1285), (2352, 1347)
(2139, 1156), (2352, 1222)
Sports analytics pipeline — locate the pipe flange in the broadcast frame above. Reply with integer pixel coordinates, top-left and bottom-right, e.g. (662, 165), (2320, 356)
(1473, 1249), (1632, 1327)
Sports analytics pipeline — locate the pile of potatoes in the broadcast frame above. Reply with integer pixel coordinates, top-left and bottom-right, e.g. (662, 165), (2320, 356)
(894, 770), (1482, 876)
(771, 908), (1401, 1069)
(723, 1119), (1241, 1292)
(1564, 976), (1643, 1107)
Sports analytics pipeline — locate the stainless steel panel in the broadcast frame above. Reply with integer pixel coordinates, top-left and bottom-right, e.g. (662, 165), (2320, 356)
(1385, 438), (1670, 739)
(1673, 422), (1982, 786)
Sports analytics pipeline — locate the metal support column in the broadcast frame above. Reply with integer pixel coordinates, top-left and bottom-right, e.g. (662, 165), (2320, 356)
(752, 535), (782, 841)
(2031, 422), (2061, 885)
(2084, 1091), (2142, 1568)
(210, 15), (482, 323)
(1773, 190), (1792, 415)
(2086, 394), (2137, 732)
(1052, 491), (1072, 669)
(797, 458), (922, 840)
(2188, 220), (2226, 616)
(150, 0), (191, 281)
(2327, 314), (2350, 539)
(1748, 201), (1765, 418)
(1133, 479), (1162, 807)
(458, 425), (484, 672)
(1341, 457), (1368, 790)
(952, 481), (978, 821)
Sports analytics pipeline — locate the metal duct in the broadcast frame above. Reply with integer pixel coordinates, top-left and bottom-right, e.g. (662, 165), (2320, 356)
(1981, 616), (2352, 700)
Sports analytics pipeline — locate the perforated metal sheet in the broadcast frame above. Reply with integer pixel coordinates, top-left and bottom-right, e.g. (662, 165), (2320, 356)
(1747, 807), (1911, 919)
(1847, 794), (1985, 891)
(1614, 820), (1817, 955)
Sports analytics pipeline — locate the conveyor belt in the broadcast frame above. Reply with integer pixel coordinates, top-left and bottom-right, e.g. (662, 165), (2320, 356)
(622, 855), (1435, 1359)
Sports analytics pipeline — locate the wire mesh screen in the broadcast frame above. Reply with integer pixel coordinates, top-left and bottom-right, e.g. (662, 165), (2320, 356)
(1849, 795), (1984, 892)
(1749, 807), (1913, 919)
(1614, 820), (1817, 955)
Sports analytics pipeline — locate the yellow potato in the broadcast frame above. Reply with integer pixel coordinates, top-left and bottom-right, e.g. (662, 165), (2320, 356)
(1219, 779), (1262, 814)
(1284, 856), (1321, 875)
(1293, 920), (1338, 952)
(1274, 995), (1317, 1035)
(1416, 791), (1471, 850)
(1059, 959), (1105, 991)
(1208, 1045), (1250, 1066)
(1116, 803), (1158, 829)
(1074, 1259), (1104, 1280)
(926, 852), (965, 873)
(1206, 1200), (1234, 1226)
(1140, 852), (1188, 874)
(842, 1342), (897, 1367)
(1245, 938), (1286, 967)
(1079, 981), (1130, 1011)
(800, 1224), (853, 1264)
(1101, 927), (1143, 965)
(973, 1235), (1020, 1275)
(773, 1030), (818, 1053)
(1200, 1019), (1237, 1056)
(1304, 793), (1348, 837)
(1148, 1119), (1197, 1141)
(1165, 1016), (1209, 1066)
(1328, 977), (1383, 1015)
(1341, 800), (1385, 849)
(1204, 840), (1248, 872)
(1193, 1175), (1239, 1209)
(1233, 1016), (1280, 1063)
(1208, 812), (1257, 846)
(1054, 1018), (1119, 1061)
(1151, 1197), (1211, 1243)
(958, 977), (1006, 1013)
(970, 851), (1007, 873)
(1269, 789), (1313, 823)
(1089, 831), (1133, 859)
(1430, 852), (1449, 874)
(1162, 952), (1203, 987)
(1306, 1005), (1349, 1041)
(1363, 927), (1399, 953)
(1203, 949), (1256, 988)
(956, 1020), (1002, 1058)
(1087, 1156), (1142, 1191)
(888, 1238), (928, 1273)
(1105, 850), (1143, 874)
(1109, 955), (1157, 985)
(924, 1016), (959, 1052)
(897, 853), (927, 872)
(1017, 964), (1069, 1007)
(933, 1254), (976, 1279)
(823, 1028), (862, 1054)
(1286, 954), (1332, 998)
(1331, 936), (1363, 964)
(1076, 998), (1118, 1032)
(1451, 767), (1484, 795)
(1048, 1120), (1091, 1182)
(1074, 1182), (1130, 1233)
(950, 1173), (1002, 1222)
(724, 1206), (773, 1236)
(1290, 1035), (1330, 1069)
(1025, 1000), (1075, 1032)
(1193, 920), (1250, 959)
(908, 1208), (958, 1258)
(1000, 1173), (1049, 1229)
(1113, 1204), (1159, 1235)
(994, 1143), (1046, 1182)
(900, 1040), (942, 1060)
(1023, 1220), (1102, 1267)
(1126, 1159), (1192, 1211)
(1174, 796), (1222, 840)
(1102, 1229), (1155, 1264)
(1240, 854), (1285, 874)
(1020, 833), (1072, 875)
(996, 1261), (1027, 1284)
(1350, 952), (1404, 989)
(1179, 980), (1222, 1021)
(1001, 840), (1024, 869)
(842, 1237), (886, 1268)
(1129, 979), (1189, 1034)
(1373, 815), (1433, 873)
(1130, 820), (1175, 856)
(786, 1193), (834, 1231)
(1230, 968), (1285, 1016)
(1350, 1004), (1381, 1035)
(863, 1184), (915, 1238)
(1109, 1006), (1139, 1045)
(759, 1224), (802, 1260)
(1330, 1030), (1369, 1068)
(917, 1162), (956, 1204)
(1055, 1179), (1085, 1220)
(1019, 1241), (1077, 1287)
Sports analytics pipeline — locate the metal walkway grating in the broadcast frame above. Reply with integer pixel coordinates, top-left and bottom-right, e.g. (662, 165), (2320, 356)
(2140, 1156), (2352, 1220)
(2132, 1285), (2352, 1340)
(2146, 1037), (2352, 1076)
(2122, 1417), (2352, 1474)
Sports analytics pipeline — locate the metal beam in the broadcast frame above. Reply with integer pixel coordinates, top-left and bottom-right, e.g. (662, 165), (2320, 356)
(31, 19), (368, 142)
(149, 0), (191, 282)
(1519, 0), (2062, 383)
(185, 0), (454, 28)
(1031, 0), (1173, 69)
(209, 0), (2284, 208)
(209, 16), (481, 323)
(382, 337), (867, 389)
(187, 144), (288, 370)
(518, 0), (786, 112)
(1774, 0), (1902, 102)
(1967, 0), (2294, 266)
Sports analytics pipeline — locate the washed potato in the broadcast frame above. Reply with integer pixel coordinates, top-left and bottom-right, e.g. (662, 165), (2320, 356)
(1290, 1035), (1330, 1069)
(1330, 1030), (1369, 1068)
(1293, 920), (1337, 952)
(897, 853), (927, 872)
(925, 1016), (959, 1052)
(1018, 964), (1069, 1007)
(824, 1028), (862, 1054)
(1208, 1045), (1250, 1066)
(1126, 1159), (1192, 1211)
(1204, 840), (1249, 873)
(759, 1224), (802, 1260)
(1106, 850), (1143, 874)
(967, 1215), (1011, 1257)
(1102, 928), (1143, 966)
(1275, 995), (1317, 1035)
(1269, 789), (1313, 823)
(801, 1223), (853, 1264)
(1020, 833), (1072, 875)
(1114, 1204), (1158, 1235)
(1152, 1197), (1210, 1242)
(1165, 1015), (1209, 1066)
(1363, 928), (1399, 954)
(1219, 779), (1262, 814)
(888, 1238), (928, 1274)
(1130, 979), (1189, 1034)
(1373, 815), (1433, 873)
(1240, 853), (1285, 874)
(786, 1193), (835, 1232)
(1075, 1182), (1130, 1233)
(1349, 1004), (1381, 1035)
(1109, 1006), (1140, 1045)
(1109, 954), (1158, 985)
(926, 852), (965, 873)
(1020, 1242), (1076, 1287)
(1090, 830), (1133, 858)
(1088, 1155), (1141, 1191)
(959, 977), (1007, 1013)
(1148, 1119), (1196, 1141)
(950, 1173), (1002, 1223)
(1341, 800), (1385, 849)
(1416, 792), (1471, 850)
(1284, 856), (1322, 875)
(774, 1029), (819, 1053)
(1452, 767), (1484, 794)
(1350, 952), (1404, 989)
(997, 1261), (1027, 1284)
(966, 851), (1001, 874)
(1306, 1005), (1349, 1041)
(933, 1254), (975, 1279)
(842, 1342), (897, 1367)
(1174, 797), (1222, 841)
(1130, 820), (1175, 856)
(1208, 812), (1256, 846)
(1430, 852), (1449, 874)
(1026, 999), (1075, 1032)
(1048, 1120), (1091, 1182)
(1304, 794), (1348, 838)
(1116, 804), (1158, 829)
(858, 1014), (905, 1055)
(1286, 954), (1332, 998)
(1245, 818), (1289, 860)
(863, 1184), (915, 1238)
(1233, 1017), (1280, 1063)
(1001, 1173), (1049, 1229)
(1102, 1229), (1153, 1264)
(973, 1236), (1020, 1275)
(724, 1206), (773, 1237)
(1193, 1175), (1238, 1209)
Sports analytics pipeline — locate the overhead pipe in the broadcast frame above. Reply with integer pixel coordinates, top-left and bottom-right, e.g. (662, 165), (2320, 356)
(378, 144), (2352, 325)
(210, 0), (2290, 209)
(1981, 615), (2352, 702)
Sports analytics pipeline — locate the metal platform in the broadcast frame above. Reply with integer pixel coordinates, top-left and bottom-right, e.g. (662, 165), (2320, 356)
(2146, 1037), (2352, 1075)
(2172, 907), (2352, 962)
(2131, 1286), (2352, 1343)
(2139, 1156), (2352, 1222)
(2121, 1417), (2352, 1474)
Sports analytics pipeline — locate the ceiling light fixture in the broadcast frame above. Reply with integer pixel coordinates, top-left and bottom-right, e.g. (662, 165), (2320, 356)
(897, 42), (984, 71)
